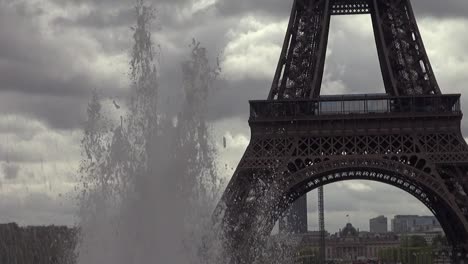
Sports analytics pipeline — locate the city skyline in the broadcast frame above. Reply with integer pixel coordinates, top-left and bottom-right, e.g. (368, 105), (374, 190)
(303, 212), (440, 234)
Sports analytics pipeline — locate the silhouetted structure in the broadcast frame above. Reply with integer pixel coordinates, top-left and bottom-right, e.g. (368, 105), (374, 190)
(279, 195), (308, 234)
(216, 0), (468, 263)
(0, 223), (76, 264)
(318, 186), (325, 263)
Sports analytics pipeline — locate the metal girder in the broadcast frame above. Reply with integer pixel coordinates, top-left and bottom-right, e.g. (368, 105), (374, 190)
(269, 0), (331, 100)
(318, 186), (325, 264)
(269, 0), (440, 99)
(371, 0), (441, 96)
(331, 0), (370, 15)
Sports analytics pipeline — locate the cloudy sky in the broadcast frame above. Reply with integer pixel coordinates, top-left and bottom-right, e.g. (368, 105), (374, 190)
(1, 0), (468, 233)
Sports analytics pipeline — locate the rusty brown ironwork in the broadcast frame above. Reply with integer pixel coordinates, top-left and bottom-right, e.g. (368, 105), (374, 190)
(216, 0), (468, 262)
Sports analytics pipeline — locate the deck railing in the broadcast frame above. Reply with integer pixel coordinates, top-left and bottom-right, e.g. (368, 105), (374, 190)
(250, 94), (461, 121)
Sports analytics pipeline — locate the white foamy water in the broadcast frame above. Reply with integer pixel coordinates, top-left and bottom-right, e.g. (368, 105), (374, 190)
(76, 1), (224, 263)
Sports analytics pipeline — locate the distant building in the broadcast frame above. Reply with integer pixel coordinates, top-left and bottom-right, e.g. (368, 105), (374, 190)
(321, 223), (399, 261)
(391, 215), (441, 233)
(269, 222), (400, 262)
(370, 215), (388, 233)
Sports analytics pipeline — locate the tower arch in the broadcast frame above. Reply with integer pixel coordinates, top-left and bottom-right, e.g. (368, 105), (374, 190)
(217, 157), (468, 262)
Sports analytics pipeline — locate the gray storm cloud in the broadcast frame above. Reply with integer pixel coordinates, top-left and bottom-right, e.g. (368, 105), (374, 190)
(0, 0), (467, 232)
(2, 163), (20, 180)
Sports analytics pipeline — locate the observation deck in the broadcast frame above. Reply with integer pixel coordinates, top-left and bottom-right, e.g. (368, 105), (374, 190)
(250, 94), (462, 123)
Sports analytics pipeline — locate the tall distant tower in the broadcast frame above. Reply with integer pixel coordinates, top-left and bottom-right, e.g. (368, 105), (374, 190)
(279, 195), (308, 234)
(217, 0), (468, 262)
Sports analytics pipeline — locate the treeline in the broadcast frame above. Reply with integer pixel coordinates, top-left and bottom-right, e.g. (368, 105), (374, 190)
(0, 223), (77, 264)
(378, 235), (450, 264)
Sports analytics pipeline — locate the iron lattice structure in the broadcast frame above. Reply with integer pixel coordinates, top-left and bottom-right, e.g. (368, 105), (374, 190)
(215, 0), (468, 262)
(318, 185), (325, 263)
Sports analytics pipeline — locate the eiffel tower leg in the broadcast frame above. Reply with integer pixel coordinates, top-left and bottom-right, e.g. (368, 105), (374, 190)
(371, 0), (441, 96)
(216, 166), (288, 263)
(269, 0), (331, 100)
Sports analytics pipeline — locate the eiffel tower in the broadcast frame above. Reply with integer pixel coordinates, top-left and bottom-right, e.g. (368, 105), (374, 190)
(216, 0), (468, 262)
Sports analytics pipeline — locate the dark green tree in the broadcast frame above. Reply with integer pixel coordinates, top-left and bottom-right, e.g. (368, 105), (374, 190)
(432, 234), (448, 247)
(409, 235), (428, 247)
(401, 235), (428, 248)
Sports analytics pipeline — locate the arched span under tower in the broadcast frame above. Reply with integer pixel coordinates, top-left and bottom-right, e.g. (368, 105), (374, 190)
(217, 157), (468, 262)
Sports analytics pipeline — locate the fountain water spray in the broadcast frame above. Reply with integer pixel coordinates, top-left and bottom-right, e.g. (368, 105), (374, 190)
(76, 1), (223, 263)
